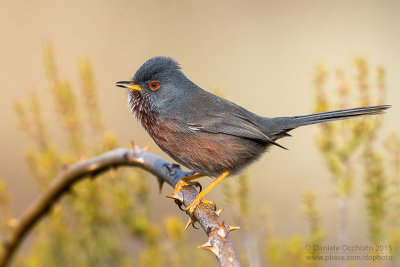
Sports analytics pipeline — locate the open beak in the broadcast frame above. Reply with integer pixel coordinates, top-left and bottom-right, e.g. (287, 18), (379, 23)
(115, 81), (143, 91)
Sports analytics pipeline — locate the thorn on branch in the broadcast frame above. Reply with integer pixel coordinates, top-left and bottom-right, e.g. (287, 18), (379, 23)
(228, 253), (234, 263)
(130, 140), (138, 149)
(199, 240), (211, 248)
(184, 217), (195, 231)
(87, 163), (99, 171)
(131, 157), (144, 164)
(164, 163), (181, 175)
(199, 239), (220, 257)
(164, 163), (173, 174)
(79, 155), (88, 162)
(156, 176), (164, 193)
(166, 193), (184, 203)
(215, 208), (224, 216)
(226, 225), (240, 233)
(217, 221), (227, 238)
(166, 193), (185, 211)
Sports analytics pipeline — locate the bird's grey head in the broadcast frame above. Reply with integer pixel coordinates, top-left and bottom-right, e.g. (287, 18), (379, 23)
(116, 57), (197, 114)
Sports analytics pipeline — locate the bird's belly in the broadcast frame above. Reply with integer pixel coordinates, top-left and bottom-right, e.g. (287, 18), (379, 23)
(149, 124), (268, 177)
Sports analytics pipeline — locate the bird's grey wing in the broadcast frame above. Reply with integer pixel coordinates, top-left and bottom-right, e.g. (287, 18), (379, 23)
(187, 113), (287, 149)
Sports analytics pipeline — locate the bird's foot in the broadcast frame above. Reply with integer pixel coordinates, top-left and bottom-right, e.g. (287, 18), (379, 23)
(186, 195), (216, 218)
(173, 179), (202, 196)
(167, 175), (203, 211)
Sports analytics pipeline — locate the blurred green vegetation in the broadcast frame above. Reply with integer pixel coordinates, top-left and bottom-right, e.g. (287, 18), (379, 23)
(0, 48), (398, 266)
(2, 44), (213, 267)
(313, 58), (399, 264)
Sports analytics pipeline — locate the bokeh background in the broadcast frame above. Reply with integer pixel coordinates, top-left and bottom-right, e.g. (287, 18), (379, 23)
(0, 0), (399, 266)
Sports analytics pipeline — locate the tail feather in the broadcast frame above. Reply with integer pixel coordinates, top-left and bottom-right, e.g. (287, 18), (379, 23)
(290, 105), (390, 127)
(265, 105), (390, 143)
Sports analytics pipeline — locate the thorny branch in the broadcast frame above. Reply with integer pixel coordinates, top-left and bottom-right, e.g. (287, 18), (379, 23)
(0, 147), (240, 267)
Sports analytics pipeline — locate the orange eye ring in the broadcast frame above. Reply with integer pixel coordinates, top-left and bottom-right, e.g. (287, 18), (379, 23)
(149, 81), (160, 90)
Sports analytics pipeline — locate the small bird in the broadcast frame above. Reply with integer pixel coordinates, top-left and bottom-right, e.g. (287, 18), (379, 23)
(116, 57), (390, 217)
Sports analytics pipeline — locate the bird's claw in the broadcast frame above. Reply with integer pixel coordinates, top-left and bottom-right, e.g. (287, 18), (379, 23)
(167, 174), (215, 230)
(166, 192), (185, 210)
(186, 196), (216, 218)
(166, 192), (183, 202)
(184, 217), (199, 230)
(168, 178), (203, 210)
(173, 179), (202, 195)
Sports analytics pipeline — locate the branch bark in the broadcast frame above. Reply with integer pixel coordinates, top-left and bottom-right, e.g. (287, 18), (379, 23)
(0, 147), (240, 267)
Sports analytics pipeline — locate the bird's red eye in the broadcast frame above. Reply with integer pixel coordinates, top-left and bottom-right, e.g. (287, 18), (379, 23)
(148, 81), (160, 90)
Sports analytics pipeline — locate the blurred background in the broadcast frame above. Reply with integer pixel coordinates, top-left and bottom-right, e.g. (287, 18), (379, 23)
(0, 0), (399, 266)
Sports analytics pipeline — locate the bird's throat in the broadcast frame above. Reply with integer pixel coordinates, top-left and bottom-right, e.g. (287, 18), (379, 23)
(128, 91), (160, 133)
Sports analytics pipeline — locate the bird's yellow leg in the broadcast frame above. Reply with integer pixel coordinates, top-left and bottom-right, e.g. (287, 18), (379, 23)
(172, 173), (205, 195)
(186, 171), (230, 216)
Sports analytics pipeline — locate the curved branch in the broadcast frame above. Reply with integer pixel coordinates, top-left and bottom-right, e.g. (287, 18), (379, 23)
(0, 147), (240, 267)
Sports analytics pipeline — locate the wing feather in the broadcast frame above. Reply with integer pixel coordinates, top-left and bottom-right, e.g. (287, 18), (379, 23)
(187, 113), (287, 150)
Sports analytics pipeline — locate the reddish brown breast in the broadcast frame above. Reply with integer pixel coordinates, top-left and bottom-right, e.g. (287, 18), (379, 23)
(129, 91), (267, 177)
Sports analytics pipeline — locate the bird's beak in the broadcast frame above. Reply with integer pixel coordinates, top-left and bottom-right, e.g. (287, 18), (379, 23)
(115, 81), (143, 91)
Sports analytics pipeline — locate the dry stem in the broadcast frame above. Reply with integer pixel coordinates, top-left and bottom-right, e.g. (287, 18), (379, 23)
(0, 147), (240, 267)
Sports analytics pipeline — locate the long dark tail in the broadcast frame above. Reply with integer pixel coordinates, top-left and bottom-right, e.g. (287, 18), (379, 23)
(265, 105), (391, 143)
(287, 105), (390, 127)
